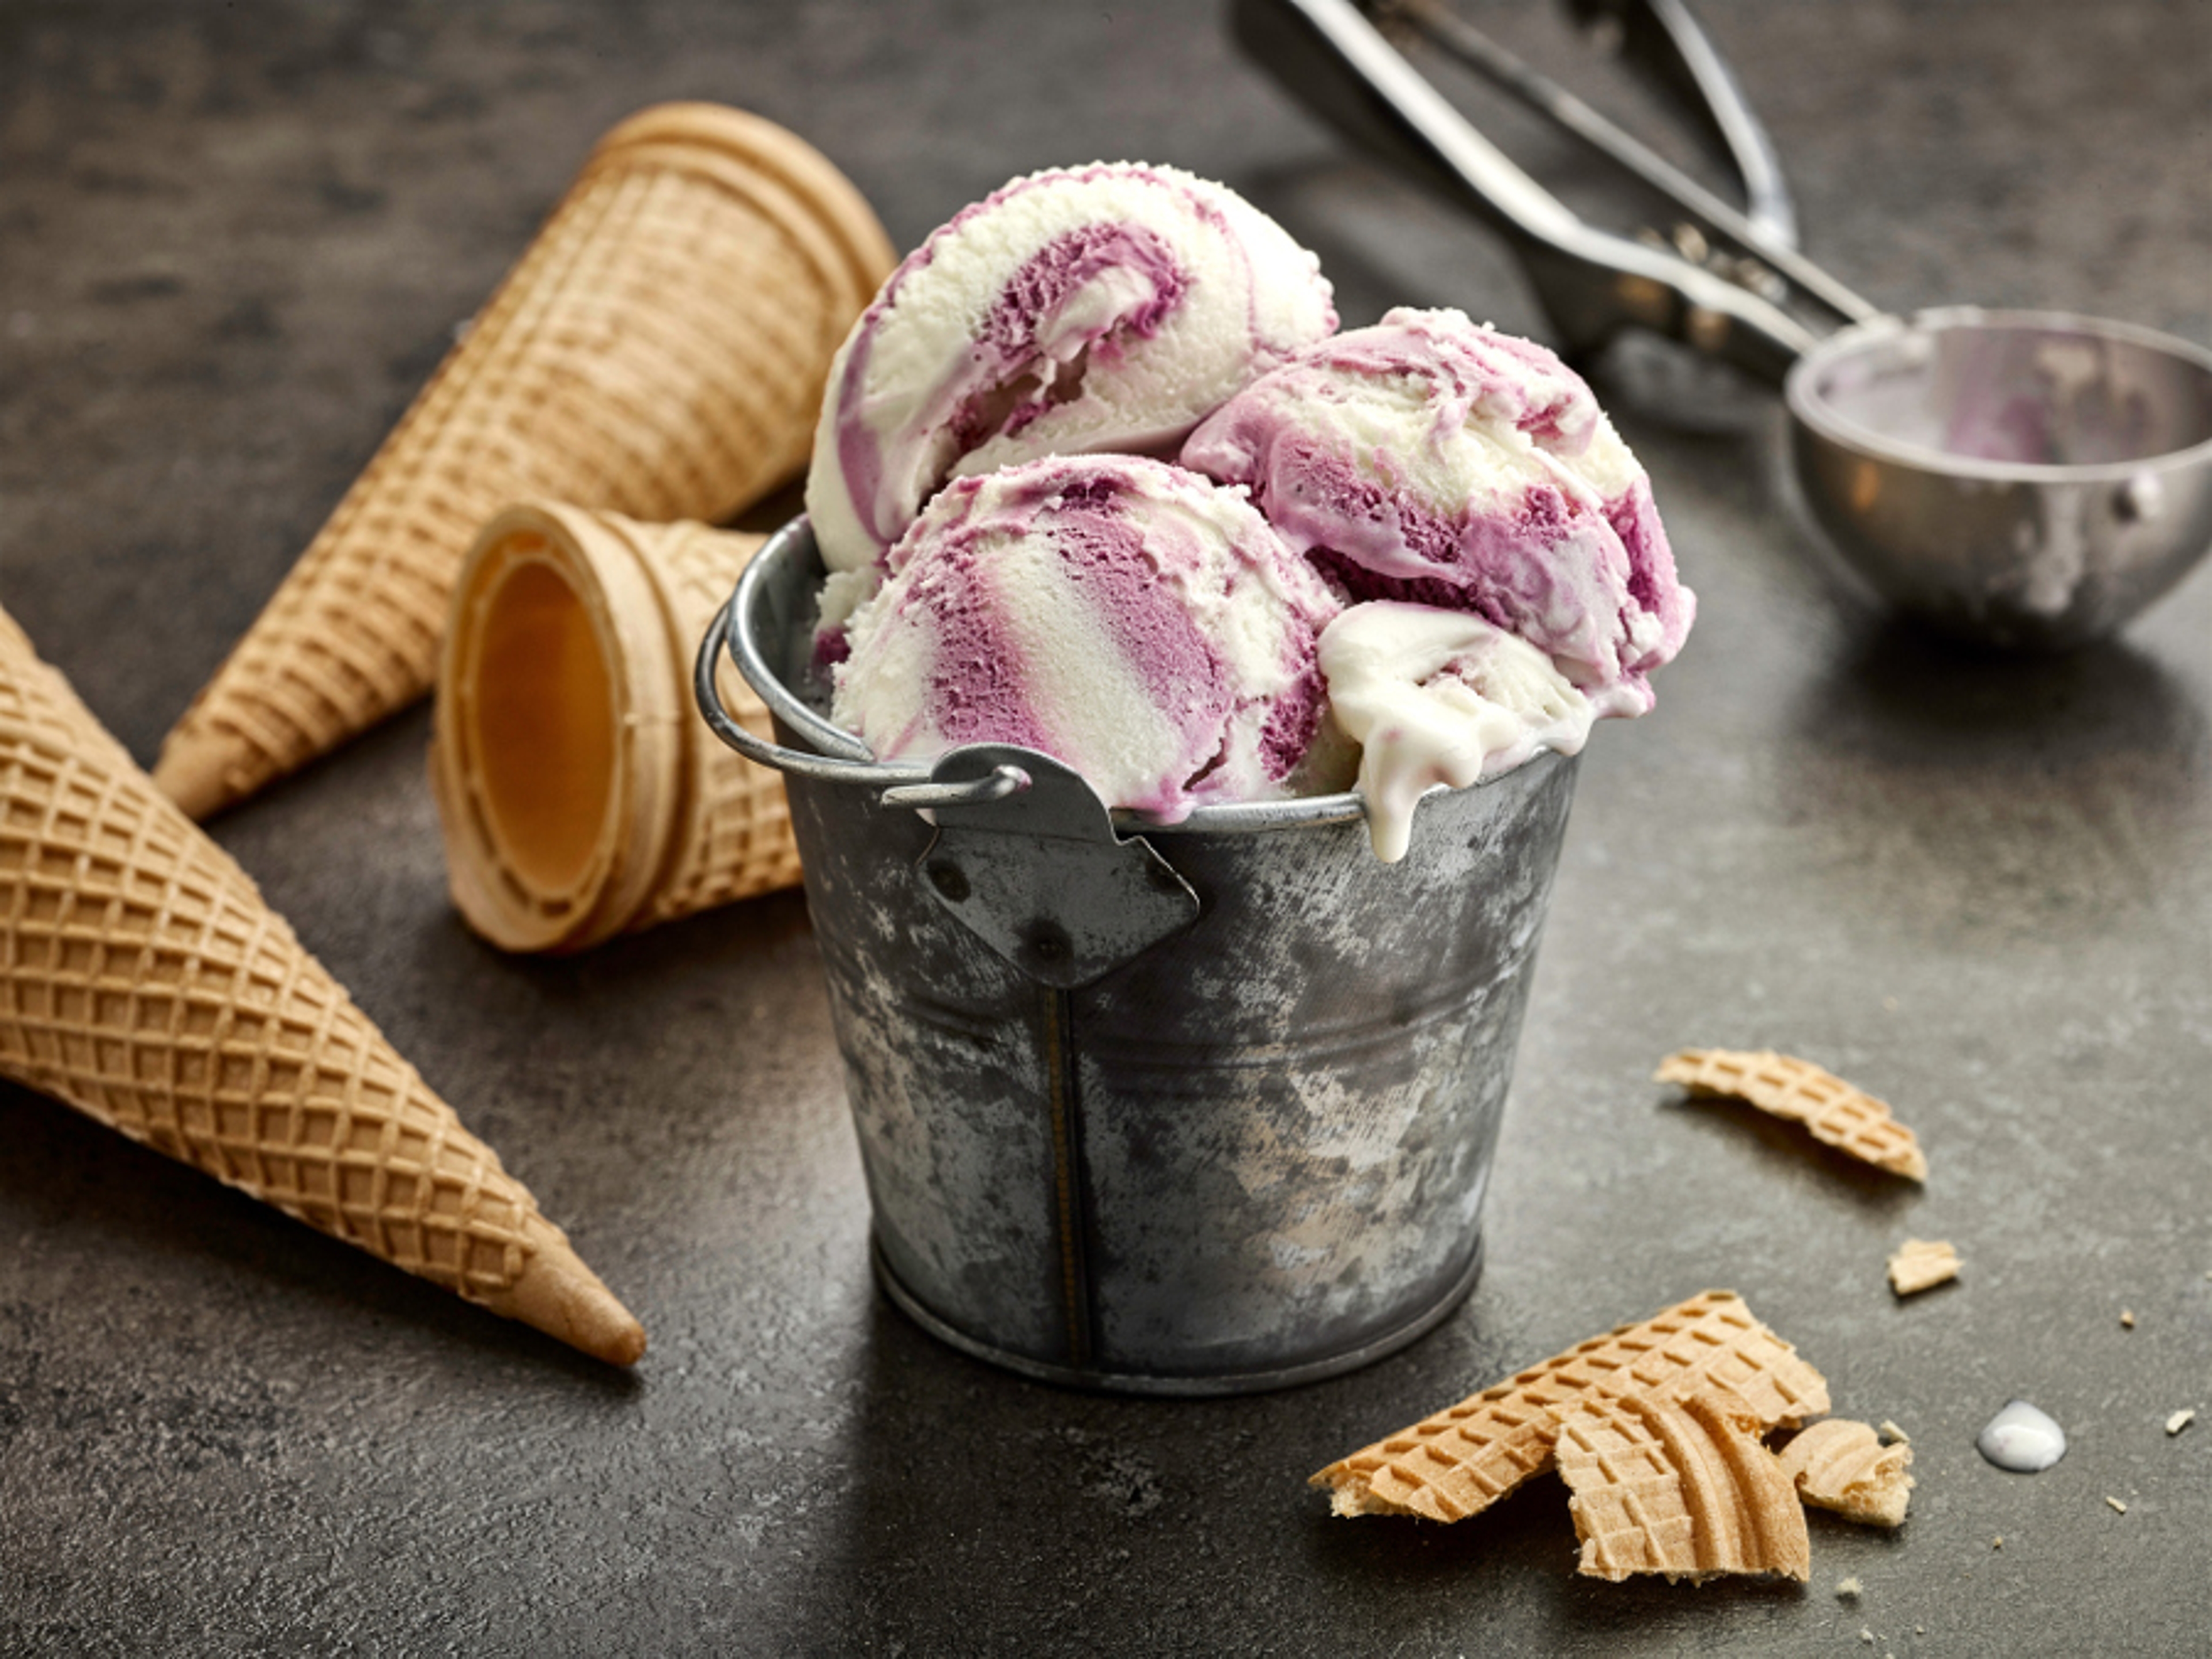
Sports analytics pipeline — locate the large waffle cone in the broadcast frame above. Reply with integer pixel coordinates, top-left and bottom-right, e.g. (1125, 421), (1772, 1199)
(153, 102), (895, 821)
(1555, 1389), (1810, 1582)
(1656, 1048), (1929, 1180)
(0, 609), (644, 1363)
(430, 502), (801, 953)
(1311, 1290), (1828, 1522)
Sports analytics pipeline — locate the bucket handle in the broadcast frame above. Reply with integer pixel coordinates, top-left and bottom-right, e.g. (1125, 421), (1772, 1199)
(694, 599), (1032, 810)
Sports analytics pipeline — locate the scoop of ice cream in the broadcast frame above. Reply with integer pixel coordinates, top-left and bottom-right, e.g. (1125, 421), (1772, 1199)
(1181, 306), (1691, 716)
(832, 454), (1341, 820)
(806, 162), (1338, 576)
(1319, 601), (1593, 862)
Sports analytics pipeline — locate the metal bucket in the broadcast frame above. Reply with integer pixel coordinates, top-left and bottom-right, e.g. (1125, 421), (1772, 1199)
(696, 520), (1578, 1395)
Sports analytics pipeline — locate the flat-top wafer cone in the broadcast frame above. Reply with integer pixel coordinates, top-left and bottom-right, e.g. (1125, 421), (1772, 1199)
(1555, 1389), (1810, 1582)
(154, 101), (895, 821)
(0, 608), (643, 1363)
(1777, 1418), (1914, 1527)
(1656, 1048), (1929, 1180)
(430, 502), (800, 953)
(1312, 1290), (1827, 1522)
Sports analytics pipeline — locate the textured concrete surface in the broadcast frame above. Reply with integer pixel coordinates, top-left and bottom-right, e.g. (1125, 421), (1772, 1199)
(2, 2), (2208, 1654)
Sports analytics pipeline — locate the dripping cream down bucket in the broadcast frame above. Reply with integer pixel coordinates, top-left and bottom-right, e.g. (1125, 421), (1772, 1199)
(695, 519), (1578, 1395)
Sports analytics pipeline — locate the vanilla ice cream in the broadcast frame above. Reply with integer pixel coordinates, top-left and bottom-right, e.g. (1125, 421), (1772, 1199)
(806, 161), (1338, 579)
(1181, 306), (1692, 717)
(832, 454), (1342, 820)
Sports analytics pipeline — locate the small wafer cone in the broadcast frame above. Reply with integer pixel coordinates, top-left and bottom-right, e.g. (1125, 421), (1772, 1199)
(1656, 1048), (1929, 1180)
(1312, 1289), (1828, 1522)
(1555, 1389), (1810, 1582)
(153, 101), (894, 821)
(0, 607), (643, 1364)
(429, 502), (801, 953)
(1777, 1419), (1914, 1527)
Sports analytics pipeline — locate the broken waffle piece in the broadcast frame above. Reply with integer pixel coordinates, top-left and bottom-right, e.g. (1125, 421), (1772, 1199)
(1656, 1049), (1928, 1181)
(1555, 1388), (1811, 1582)
(1778, 1419), (1915, 1528)
(1887, 1238), (1960, 1296)
(1310, 1290), (1828, 1522)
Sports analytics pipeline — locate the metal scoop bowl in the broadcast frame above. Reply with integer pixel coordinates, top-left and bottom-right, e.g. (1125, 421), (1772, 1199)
(1236, 0), (2212, 649)
(1787, 308), (2212, 649)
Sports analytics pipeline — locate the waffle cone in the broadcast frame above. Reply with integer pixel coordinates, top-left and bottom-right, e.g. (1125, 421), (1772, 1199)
(153, 102), (894, 821)
(1656, 1048), (1929, 1180)
(1777, 1419), (1914, 1527)
(0, 608), (644, 1363)
(430, 502), (800, 953)
(1555, 1389), (1810, 1582)
(1312, 1290), (1828, 1522)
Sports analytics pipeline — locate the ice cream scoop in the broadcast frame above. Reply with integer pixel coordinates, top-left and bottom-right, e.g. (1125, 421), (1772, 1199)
(1319, 600), (1593, 862)
(832, 454), (1342, 821)
(1237, 0), (2212, 650)
(1183, 305), (1692, 717)
(805, 161), (1338, 578)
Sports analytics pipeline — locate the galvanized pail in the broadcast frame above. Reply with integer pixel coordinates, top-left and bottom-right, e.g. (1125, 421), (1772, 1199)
(696, 520), (1578, 1395)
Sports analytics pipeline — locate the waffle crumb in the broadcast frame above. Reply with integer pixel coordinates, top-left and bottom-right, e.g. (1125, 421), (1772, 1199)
(1835, 1577), (1863, 1599)
(1992, 1536), (2003, 1549)
(1878, 1419), (1910, 1444)
(1779, 1419), (1913, 1528)
(2120, 1309), (2135, 1328)
(2166, 1410), (2196, 1435)
(1887, 1238), (1959, 1296)
(2106, 1496), (2128, 1514)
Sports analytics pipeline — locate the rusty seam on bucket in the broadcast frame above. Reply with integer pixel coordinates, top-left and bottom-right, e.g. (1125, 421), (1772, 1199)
(1044, 988), (1094, 1372)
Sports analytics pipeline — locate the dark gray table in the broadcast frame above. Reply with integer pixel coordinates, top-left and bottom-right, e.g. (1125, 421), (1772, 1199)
(3, 3), (2207, 1653)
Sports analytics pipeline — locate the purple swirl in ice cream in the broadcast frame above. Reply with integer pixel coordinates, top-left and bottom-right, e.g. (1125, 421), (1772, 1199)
(832, 454), (1341, 820)
(1181, 306), (1692, 716)
(805, 162), (1338, 577)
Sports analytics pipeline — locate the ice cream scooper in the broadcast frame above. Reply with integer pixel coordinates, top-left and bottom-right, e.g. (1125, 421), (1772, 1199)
(1236, 0), (2212, 648)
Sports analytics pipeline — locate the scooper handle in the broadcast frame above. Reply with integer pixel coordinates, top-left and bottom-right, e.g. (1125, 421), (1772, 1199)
(1566, 0), (1796, 248)
(1232, 0), (1815, 383)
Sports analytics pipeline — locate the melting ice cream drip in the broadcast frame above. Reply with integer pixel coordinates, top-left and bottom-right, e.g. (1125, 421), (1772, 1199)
(1976, 1400), (2067, 1472)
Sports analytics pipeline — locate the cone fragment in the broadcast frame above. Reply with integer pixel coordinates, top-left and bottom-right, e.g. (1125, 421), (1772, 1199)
(1777, 1419), (1914, 1528)
(0, 608), (643, 1363)
(1555, 1389), (1810, 1582)
(1656, 1048), (1929, 1181)
(430, 502), (801, 953)
(153, 101), (895, 820)
(1312, 1290), (1828, 1522)
(1887, 1237), (1959, 1296)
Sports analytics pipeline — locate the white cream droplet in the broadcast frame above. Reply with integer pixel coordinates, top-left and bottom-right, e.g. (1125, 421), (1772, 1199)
(1977, 1400), (2067, 1472)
